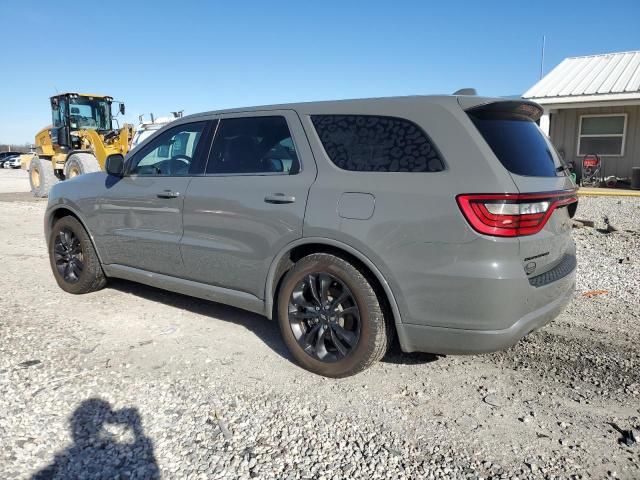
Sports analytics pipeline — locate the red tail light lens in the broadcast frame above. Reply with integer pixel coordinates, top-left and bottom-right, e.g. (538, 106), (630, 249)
(456, 191), (578, 237)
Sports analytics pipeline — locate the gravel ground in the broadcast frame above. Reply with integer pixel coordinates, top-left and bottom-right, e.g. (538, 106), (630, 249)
(1, 169), (639, 479)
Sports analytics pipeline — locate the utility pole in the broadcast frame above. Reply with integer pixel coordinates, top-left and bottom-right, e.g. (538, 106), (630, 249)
(540, 35), (546, 79)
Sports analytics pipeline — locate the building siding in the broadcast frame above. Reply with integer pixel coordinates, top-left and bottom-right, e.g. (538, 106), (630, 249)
(549, 105), (640, 179)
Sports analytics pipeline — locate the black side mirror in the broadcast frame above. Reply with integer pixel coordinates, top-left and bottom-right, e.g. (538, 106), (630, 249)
(119, 103), (126, 115)
(105, 154), (125, 176)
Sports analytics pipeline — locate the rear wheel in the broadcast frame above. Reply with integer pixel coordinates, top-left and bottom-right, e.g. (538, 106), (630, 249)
(29, 157), (60, 198)
(49, 216), (106, 294)
(277, 253), (392, 377)
(64, 153), (100, 179)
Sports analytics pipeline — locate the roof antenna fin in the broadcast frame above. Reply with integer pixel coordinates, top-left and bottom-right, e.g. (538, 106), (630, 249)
(453, 88), (477, 95)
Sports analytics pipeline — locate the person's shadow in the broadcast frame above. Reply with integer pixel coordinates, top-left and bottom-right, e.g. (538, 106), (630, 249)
(32, 398), (160, 480)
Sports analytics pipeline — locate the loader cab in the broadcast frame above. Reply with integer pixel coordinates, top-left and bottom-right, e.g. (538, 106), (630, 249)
(50, 93), (119, 148)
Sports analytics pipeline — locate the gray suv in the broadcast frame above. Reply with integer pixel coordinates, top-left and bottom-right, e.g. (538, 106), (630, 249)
(45, 95), (577, 377)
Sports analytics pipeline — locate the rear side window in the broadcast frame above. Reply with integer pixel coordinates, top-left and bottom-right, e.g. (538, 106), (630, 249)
(469, 109), (562, 177)
(311, 115), (444, 172)
(206, 116), (299, 175)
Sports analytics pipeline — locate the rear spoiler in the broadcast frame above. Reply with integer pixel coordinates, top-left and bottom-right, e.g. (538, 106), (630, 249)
(458, 97), (544, 122)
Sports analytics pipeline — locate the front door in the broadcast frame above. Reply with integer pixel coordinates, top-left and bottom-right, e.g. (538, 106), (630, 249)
(181, 111), (317, 299)
(95, 120), (210, 276)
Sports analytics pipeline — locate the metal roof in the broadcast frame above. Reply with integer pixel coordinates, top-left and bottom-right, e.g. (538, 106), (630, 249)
(523, 51), (640, 103)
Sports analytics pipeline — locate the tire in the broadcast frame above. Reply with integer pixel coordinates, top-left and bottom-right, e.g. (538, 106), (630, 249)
(29, 157), (60, 198)
(48, 215), (107, 294)
(277, 253), (392, 377)
(64, 153), (100, 179)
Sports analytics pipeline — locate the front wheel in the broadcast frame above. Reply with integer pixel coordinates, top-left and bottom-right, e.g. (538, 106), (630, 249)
(64, 153), (100, 179)
(277, 253), (392, 377)
(49, 216), (107, 294)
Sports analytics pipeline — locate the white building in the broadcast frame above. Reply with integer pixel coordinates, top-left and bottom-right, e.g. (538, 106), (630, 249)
(524, 51), (640, 179)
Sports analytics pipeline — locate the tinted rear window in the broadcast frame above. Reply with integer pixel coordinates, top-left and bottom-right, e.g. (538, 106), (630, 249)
(469, 113), (561, 177)
(311, 115), (444, 172)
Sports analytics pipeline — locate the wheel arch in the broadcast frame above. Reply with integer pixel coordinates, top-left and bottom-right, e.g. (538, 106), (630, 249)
(47, 205), (105, 265)
(264, 238), (402, 328)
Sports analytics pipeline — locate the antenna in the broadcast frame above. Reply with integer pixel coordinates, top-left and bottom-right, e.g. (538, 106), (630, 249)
(539, 35), (546, 79)
(453, 88), (477, 96)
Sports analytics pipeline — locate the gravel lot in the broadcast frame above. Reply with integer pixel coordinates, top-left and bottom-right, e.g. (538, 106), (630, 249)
(1, 168), (639, 479)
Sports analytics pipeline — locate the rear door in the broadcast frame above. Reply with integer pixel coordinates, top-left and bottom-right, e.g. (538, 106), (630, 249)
(465, 101), (576, 277)
(180, 110), (316, 299)
(96, 120), (211, 276)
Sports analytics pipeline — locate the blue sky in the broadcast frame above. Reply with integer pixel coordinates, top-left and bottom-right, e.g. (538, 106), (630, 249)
(0, 0), (638, 144)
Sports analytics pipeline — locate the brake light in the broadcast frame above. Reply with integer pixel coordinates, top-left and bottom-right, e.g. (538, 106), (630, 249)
(456, 191), (578, 237)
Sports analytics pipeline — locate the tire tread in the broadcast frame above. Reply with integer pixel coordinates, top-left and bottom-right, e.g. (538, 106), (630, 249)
(64, 153), (100, 178)
(29, 157), (60, 198)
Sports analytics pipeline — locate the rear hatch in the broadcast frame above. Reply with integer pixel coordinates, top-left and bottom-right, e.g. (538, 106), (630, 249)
(460, 98), (577, 278)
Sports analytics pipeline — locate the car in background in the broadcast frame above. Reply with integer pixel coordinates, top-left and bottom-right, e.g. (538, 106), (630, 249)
(0, 151), (22, 168)
(4, 155), (22, 169)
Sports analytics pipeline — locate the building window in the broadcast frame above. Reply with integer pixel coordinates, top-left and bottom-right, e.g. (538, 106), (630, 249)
(578, 114), (627, 156)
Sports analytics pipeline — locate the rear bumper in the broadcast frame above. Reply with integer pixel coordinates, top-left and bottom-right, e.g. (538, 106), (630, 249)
(396, 258), (575, 354)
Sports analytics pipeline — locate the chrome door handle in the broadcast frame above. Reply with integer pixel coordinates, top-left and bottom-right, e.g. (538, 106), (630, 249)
(157, 190), (180, 199)
(264, 193), (296, 204)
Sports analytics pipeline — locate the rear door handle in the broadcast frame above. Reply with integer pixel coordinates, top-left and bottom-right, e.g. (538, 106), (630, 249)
(157, 190), (180, 199)
(264, 193), (295, 204)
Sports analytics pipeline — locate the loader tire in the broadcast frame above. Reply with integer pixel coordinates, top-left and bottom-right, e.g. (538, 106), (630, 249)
(29, 157), (60, 198)
(64, 153), (100, 179)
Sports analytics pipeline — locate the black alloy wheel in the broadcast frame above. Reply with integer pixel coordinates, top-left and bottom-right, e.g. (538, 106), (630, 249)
(277, 252), (392, 377)
(288, 272), (361, 362)
(48, 215), (106, 294)
(53, 228), (84, 283)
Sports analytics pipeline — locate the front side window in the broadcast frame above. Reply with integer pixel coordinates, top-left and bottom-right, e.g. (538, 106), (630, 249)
(68, 97), (112, 130)
(206, 116), (299, 175)
(129, 122), (206, 176)
(311, 115), (444, 172)
(578, 114), (626, 156)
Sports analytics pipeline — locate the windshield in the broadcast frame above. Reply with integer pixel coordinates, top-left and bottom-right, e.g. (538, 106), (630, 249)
(68, 97), (112, 130)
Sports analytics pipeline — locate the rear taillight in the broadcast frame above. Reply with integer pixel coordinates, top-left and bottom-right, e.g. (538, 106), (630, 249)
(456, 191), (578, 237)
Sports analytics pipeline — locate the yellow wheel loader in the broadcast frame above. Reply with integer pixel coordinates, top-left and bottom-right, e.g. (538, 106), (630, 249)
(27, 93), (133, 197)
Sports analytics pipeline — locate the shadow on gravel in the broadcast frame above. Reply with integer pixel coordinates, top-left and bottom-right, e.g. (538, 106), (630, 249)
(32, 398), (159, 480)
(109, 279), (293, 362)
(382, 340), (441, 365)
(109, 279), (446, 369)
(110, 279), (448, 369)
